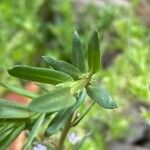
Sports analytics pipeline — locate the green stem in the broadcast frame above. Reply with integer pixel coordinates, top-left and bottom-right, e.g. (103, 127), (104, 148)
(72, 102), (95, 127)
(57, 74), (92, 150)
(57, 115), (72, 150)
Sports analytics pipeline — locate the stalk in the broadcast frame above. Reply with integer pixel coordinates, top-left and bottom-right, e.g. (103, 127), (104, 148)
(57, 114), (72, 150)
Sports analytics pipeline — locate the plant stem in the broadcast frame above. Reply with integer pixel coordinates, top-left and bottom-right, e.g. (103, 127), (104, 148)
(57, 115), (72, 150)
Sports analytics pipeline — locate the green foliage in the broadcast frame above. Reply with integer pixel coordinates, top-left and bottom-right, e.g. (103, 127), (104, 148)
(28, 87), (76, 113)
(102, 14), (150, 104)
(72, 31), (85, 73)
(0, 99), (34, 119)
(86, 85), (117, 109)
(42, 56), (82, 79)
(72, 102), (95, 127)
(23, 114), (45, 149)
(46, 91), (86, 136)
(88, 30), (100, 74)
(0, 30), (117, 149)
(0, 123), (25, 150)
(0, 82), (38, 99)
(8, 65), (73, 84)
(0, 0), (45, 67)
(0, 1), (149, 149)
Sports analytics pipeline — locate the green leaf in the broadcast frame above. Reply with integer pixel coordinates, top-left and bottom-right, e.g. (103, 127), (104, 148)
(45, 90), (86, 136)
(8, 65), (73, 85)
(0, 123), (25, 150)
(0, 82), (38, 99)
(23, 114), (45, 149)
(72, 31), (85, 73)
(28, 87), (76, 113)
(88, 30), (100, 73)
(86, 85), (118, 109)
(42, 56), (82, 79)
(0, 99), (34, 118)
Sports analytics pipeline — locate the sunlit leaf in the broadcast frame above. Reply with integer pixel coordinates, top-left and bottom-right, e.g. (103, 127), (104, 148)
(45, 90), (86, 136)
(28, 87), (76, 113)
(88, 30), (100, 73)
(8, 65), (73, 85)
(72, 31), (85, 73)
(42, 56), (82, 79)
(0, 99), (34, 118)
(86, 85), (118, 109)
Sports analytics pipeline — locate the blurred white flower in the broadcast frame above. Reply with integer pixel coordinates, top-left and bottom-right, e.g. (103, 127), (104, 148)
(33, 144), (47, 150)
(68, 132), (81, 144)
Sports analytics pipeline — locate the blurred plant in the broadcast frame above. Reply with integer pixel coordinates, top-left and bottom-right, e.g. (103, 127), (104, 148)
(0, 30), (118, 149)
(141, 108), (150, 125)
(1, 1), (149, 149)
(45, 0), (75, 60)
(103, 19), (150, 104)
(0, 0), (119, 76)
(73, 5), (150, 148)
(0, 0), (45, 67)
(46, 2), (119, 60)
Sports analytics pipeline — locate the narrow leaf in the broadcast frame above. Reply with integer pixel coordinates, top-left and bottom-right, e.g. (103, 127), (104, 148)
(0, 82), (38, 99)
(28, 87), (76, 113)
(42, 56), (82, 79)
(88, 30), (100, 73)
(72, 31), (85, 72)
(86, 85), (118, 109)
(45, 90), (86, 136)
(0, 123), (25, 150)
(38, 114), (52, 138)
(0, 99), (34, 118)
(8, 65), (73, 85)
(0, 128), (14, 142)
(23, 114), (45, 149)
(0, 123), (15, 141)
(0, 122), (16, 134)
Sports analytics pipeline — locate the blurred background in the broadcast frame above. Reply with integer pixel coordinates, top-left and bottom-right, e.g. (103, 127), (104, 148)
(0, 0), (150, 150)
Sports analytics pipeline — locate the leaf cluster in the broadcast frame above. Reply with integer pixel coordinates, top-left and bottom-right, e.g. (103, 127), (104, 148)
(0, 30), (117, 149)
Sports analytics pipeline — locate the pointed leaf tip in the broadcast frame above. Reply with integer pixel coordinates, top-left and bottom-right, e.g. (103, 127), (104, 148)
(42, 56), (82, 79)
(72, 31), (85, 73)
(88, 30), (100, 74)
